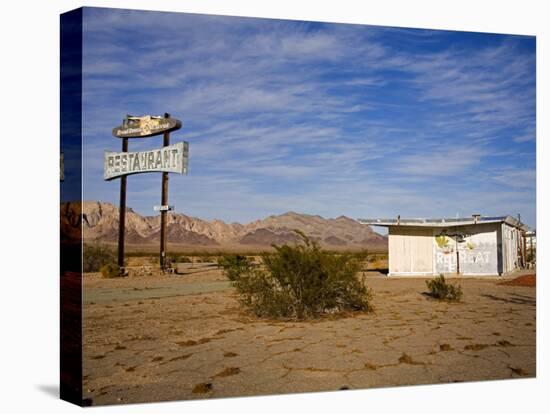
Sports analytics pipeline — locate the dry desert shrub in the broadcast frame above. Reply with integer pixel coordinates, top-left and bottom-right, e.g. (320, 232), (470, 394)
(217, 254), (252, 280)
(100, 263), (122, 278)
(219, 231), (372, 320)
(425, 274), (463, 302)
(192, 382), (212, 394)
(83, 243), (117, 272)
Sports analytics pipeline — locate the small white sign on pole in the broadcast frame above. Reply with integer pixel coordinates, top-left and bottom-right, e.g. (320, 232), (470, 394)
(154, 205), (174, 212)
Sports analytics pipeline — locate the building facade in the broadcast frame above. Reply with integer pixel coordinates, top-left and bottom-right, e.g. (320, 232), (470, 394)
(359, 215), (529, 276)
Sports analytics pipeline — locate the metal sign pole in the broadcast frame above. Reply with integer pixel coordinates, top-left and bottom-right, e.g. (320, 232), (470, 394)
(455, 235), (460, 275)
(117, 137), (129, 270)
(530, 235), (534, 267)
(107, 113), (184, 273)
(159, 113), (170, 270)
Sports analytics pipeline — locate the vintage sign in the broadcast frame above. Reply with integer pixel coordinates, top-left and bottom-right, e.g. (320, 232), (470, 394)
(154, 205), (174, 211)
(104, 141), (189, 181)
(112, 115), (182, 138)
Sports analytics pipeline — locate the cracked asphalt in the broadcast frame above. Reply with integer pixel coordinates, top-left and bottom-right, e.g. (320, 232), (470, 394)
(82, 266), (536, 406)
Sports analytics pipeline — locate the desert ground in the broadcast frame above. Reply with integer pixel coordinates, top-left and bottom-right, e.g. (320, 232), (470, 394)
(82, 262), (536, 406)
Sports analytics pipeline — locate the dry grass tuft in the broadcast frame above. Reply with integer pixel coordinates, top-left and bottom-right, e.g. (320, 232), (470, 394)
(464, 343), (489, 351)
(214, 367), (241, 377)
(509, 366), (529, 377)
(160, 354), (192, 365)
(398, 353), (426, 365)
(216, 328), (242, 335)
(223, 352), (238, 358)
(398, 353), (414, 364)
(192, 382), (213, 394)
(176, 338), (211, 347)
(170, 354), (192, 362)
(364, 362), (378, 370)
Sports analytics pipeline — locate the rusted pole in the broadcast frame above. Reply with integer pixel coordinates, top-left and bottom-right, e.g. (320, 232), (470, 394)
(522, 232), (527, 268)
(516, 230), (522, 269)
(530, 235), (534, 267)
(159, 113), (170, 270)
(455, 236), (460, 275)
(117, 137), (129, 270)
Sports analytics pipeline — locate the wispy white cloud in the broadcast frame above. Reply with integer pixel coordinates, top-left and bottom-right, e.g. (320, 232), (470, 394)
(393, 146), (487, 176)
(81, 8), (536, 226)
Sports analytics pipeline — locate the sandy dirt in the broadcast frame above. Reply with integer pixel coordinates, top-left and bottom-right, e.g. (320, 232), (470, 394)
(82, 266), (536, 406)
(498, 274), (536, 287)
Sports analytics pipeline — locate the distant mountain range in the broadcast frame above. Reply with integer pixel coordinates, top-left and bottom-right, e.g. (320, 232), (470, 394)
(61, 201), (387, 250)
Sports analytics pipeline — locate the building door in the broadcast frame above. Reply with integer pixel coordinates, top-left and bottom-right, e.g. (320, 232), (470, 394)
(389, 227), (433, 275)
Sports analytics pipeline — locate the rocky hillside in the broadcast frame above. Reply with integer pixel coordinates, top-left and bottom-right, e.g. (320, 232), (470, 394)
(61, 201), (386, 249)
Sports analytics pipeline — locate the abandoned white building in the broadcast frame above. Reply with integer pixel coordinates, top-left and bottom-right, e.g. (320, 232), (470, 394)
(359, 215), (530, 276)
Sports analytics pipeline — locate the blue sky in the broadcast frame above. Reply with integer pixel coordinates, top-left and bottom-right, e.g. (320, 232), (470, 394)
(82, 7), (536, 228)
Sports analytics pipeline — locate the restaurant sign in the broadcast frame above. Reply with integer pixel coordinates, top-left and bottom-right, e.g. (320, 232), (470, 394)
(104, 141), (189, 181)
(112, 115), (182, 138)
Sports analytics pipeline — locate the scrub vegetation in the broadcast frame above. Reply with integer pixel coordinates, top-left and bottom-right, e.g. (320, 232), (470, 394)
(100, 263), (122, 278)
(84, 243), (117, 272)
(425, 274), (463, 302)
(219, 231), (372, 320)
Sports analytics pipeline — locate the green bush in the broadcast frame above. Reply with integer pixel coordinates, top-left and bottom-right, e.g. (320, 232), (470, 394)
(425, 274), (463, 301)
(219, 231), (372, 320)
(217, 254), (253, 281)
(177, 256), (192, 263)
(83, 243), (117, 272)
(100, 263), (121, 278)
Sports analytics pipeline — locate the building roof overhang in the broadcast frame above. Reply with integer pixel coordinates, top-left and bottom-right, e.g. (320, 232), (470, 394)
(357, 215), (530, 232)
